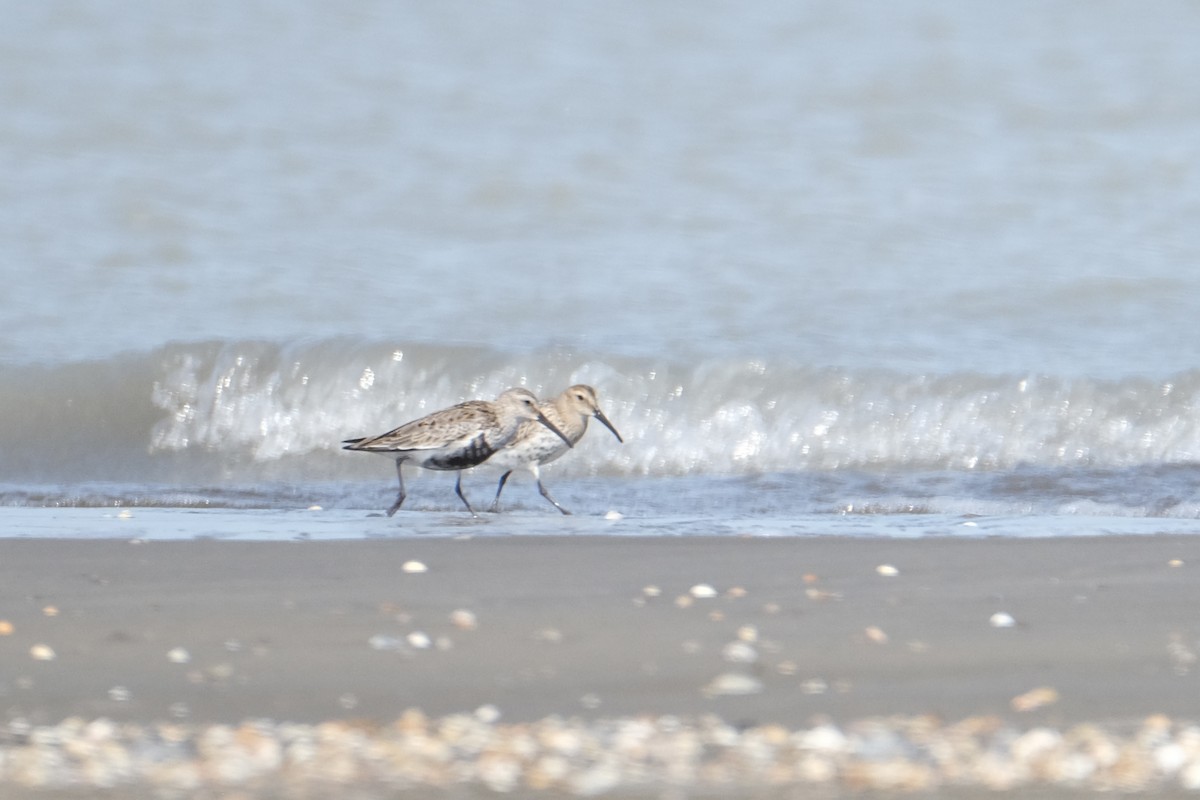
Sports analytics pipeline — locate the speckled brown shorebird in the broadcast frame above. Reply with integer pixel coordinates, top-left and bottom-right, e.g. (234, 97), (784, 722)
(343, 388), (572, 516)
(487, 384), (623, 515)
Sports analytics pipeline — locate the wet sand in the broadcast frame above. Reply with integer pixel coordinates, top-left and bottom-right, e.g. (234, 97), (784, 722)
(3, 533), (1200, 796)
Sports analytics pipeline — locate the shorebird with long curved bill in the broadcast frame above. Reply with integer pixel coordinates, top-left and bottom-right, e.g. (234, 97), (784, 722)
(343, 388), (573, 516)
(488, 384), (623, 515)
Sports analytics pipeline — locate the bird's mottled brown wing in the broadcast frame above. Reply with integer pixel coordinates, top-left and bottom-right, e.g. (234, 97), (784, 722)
(343, 400), (497, 452)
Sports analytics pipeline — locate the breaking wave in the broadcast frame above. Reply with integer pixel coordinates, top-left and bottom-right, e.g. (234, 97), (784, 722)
(4, 338), (1200, 488)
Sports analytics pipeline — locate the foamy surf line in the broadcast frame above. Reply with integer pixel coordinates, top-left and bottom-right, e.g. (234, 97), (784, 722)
(1, 507), (1200, 541)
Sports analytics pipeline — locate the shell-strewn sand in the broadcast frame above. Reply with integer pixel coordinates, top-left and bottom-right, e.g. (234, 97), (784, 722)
(3, 533), (1200, 797)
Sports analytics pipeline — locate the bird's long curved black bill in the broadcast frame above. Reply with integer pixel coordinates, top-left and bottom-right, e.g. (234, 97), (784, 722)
(536, 412), (575, 448)
(594, 410), (624, 443)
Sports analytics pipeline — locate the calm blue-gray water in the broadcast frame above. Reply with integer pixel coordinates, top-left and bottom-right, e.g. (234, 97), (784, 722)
(4, 1), (1200, 538)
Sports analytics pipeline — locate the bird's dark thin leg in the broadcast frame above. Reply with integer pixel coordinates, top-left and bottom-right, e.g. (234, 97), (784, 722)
(386, 459), (407, 517)
(489, 471), (513, 512)
(454, 472), (477, 515)
(537, 480), (572, 515)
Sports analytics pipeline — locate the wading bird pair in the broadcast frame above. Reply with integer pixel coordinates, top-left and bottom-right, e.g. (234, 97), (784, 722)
(343, 385), (622, 516)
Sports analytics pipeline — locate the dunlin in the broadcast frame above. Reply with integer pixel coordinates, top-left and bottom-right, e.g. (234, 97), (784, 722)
(488, 384), (623, 515)
(343, 388), (572, 516)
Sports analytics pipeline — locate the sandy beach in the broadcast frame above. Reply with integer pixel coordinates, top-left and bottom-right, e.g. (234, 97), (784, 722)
(3, 533), (1200, 797)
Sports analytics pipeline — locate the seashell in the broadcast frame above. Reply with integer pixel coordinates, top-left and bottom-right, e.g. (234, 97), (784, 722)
(1010, 727), (1061, 761)
(1011, 686), (1060, 712)
(450, 609), (478, 630)
(703, 672), (763, 697)
(799, 723), (847, 752)
(474, 704), (501, 723)
(401, 560), (428, 574)
(989, 612), (1017, 628)
(30, 644), (56, 661)
(875, 564), (899, 577)
(865, 626), (889, 644)
(368, 634), (404, 652)
(721, 641), (758, 664)
(689, 584), (718, 598)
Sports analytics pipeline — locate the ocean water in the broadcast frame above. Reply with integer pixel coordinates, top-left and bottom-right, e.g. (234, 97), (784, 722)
(4, 1), (1200, 538)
